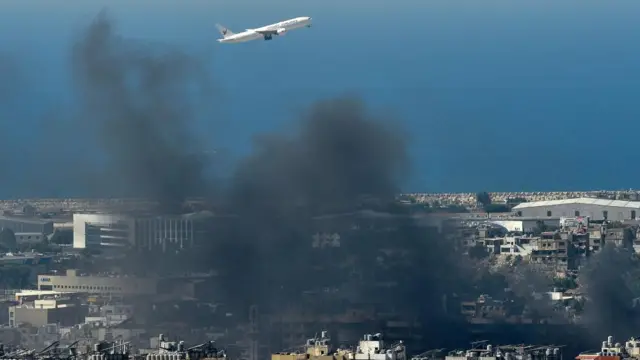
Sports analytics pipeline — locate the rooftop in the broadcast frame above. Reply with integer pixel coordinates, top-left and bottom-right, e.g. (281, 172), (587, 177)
(513, 197), (640, 210)
(0, 215), (53, 225)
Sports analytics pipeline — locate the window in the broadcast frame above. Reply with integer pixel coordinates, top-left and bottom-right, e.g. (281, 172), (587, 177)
(603, 210), (608, 220)
(547, 211), (552, 217)
(575, 211), (580, 216)
(632, 210), (637, 219)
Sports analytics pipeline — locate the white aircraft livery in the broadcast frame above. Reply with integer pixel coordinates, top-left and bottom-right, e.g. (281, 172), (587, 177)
(216, 17), (312, 43)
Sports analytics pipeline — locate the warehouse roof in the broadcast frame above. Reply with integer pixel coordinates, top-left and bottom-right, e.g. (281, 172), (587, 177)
(0, 216), (53, 225)
(513, 197), (640, 210)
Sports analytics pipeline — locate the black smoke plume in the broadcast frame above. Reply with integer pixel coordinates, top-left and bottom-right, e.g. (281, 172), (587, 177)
(213, 96), (413, 309)
(71, 11), (214, 213)
(70, 11), (506, 350)
(578, 243), (640, 340)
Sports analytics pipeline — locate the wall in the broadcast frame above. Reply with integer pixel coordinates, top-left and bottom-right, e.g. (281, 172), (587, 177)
(490, 219), (559, 232)
(73, 213), (215, 251)
(132, 216), (195, 251)
(10, 303), (88, 327)
(0, 217), (53, 235)
(517, 204), (637, 221)
(37, 271), (158, 295)
(10, 306), (47, 327)
(15, 233), (45, 244)
(73, 213), (132, 248)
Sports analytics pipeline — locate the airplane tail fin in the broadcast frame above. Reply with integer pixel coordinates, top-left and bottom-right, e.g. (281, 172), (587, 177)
(215, 24), (234, 38)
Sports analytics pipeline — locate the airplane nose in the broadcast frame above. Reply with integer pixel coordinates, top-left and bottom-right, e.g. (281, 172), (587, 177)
(307, 17), (312, 22)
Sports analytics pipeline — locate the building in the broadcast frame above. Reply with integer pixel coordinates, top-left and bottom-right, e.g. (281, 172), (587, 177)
(72, 212), (216, 251)
(15, 232), (46, 244)
(0, 216), (53, 235)
(132, 212), (215, 252)
(0, 253), (51, 266)
(37, 269), (158, 296)
(490, 217), (560, 232)
(529, 232), (570, 270)
(73, 213), (131, 248)
(9, 297), (88, 327)
(512, 198), (640, 221)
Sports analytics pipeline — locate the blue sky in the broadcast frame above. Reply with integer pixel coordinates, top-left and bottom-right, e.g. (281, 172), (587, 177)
(1, 0), (640, 196)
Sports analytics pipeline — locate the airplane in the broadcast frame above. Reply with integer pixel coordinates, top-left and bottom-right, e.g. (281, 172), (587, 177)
(216, 17), (313, 43)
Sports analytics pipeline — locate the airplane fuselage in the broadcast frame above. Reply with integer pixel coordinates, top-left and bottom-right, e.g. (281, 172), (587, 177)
(218, 17), (312, 43)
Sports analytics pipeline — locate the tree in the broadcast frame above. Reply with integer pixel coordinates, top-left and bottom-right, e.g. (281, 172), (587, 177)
(476, 192), (492, 207)
(0, 228), (17, 251)
(553, 277), (578, 290)
(49, 229), (73, 245)
(484, 204), (511, 213)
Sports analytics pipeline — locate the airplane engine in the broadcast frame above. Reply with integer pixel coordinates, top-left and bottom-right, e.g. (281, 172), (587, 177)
(276, 28), (287, 35)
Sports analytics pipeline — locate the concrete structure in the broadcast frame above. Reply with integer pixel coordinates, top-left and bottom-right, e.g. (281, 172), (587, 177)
(0, 253), (51, 266)
(15, 290), (79, 302)
(9, 297), (88, 327)
(73, 212), (216, 251)
(0, 216), (53, 235)
(37, 269), (158, 296)
(15, 232), (46, 244)
(73, 213), (131, 248)
(490, 217), (560, 232)
(513, 198), (640, 221)
(133, 212), (213, 251)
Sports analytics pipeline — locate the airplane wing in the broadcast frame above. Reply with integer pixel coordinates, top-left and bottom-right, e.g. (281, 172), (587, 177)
(251, 29), (279, 35)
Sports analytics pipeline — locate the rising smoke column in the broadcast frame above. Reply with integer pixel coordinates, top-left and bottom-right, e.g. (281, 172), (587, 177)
(214, 96), (411, 310)
(578, 242), (640, 340)
(70, 12), (498, 347)
(71, 11), (214, 212)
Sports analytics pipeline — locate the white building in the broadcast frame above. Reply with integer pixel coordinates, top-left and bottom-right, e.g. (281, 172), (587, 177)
(351, 334), (406, 360)
(73, 213), (131, 248)
(73, 212), (215, 251)
(490, 218), (560, 232)
(37, 269), (158, 296)
(512, 198), (640, 221)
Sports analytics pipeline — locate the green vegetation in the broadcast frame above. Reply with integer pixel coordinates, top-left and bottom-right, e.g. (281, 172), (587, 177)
(0, 228), (16, 251)
(476, 191), (492, 207)
(484, 203), (511, 213)
(0, 266), (33, 289)
(553, 277), (578, 290)
(49, 229), (73, 245)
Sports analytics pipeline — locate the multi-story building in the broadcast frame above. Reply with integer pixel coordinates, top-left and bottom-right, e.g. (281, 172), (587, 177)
(513, 198), (640, 221)
(0, 216), (54, 236)
(72, 211), (216, 251)
(9, 296), (88, 327)
(37, 269), (158, 296)
(529, 231), (569, 270)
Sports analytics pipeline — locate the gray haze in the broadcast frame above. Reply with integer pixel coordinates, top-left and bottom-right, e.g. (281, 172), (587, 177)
(71, 10), (214, 213)
(214, 96), (415, 309)
(66, 11), (636, 352)
(578, 243), (639, 339)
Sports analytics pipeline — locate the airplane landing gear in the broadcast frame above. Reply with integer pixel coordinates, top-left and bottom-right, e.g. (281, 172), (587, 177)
(264, 34), (273, 41)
